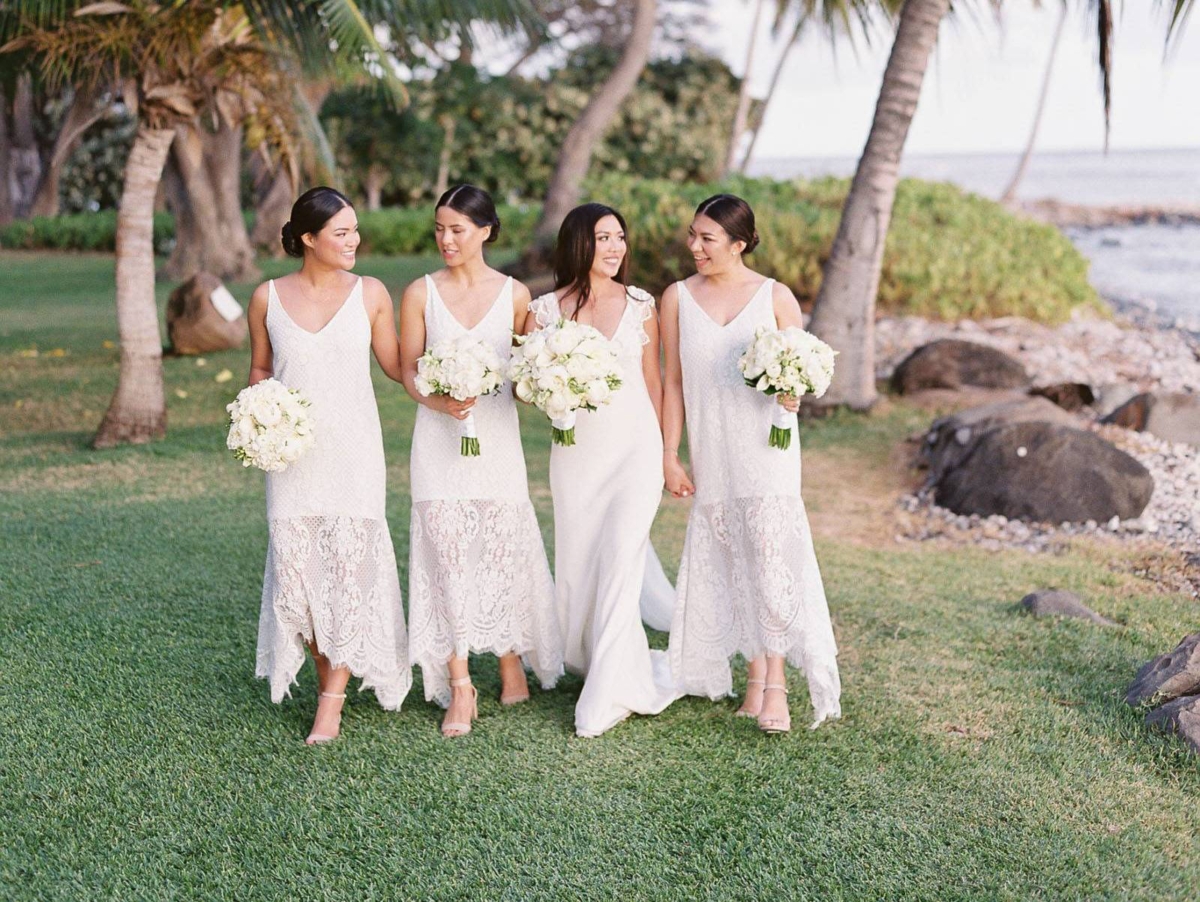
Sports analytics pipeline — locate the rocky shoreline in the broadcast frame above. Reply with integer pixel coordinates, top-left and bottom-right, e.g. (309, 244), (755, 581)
(876, 308), (1200, 577)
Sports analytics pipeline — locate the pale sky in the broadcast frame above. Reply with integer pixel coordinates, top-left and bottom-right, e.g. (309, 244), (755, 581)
(702, 0), (1200, 159)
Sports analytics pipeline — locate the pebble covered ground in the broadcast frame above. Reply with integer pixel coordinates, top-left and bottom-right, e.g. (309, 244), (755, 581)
(876, 309), (1200, 572)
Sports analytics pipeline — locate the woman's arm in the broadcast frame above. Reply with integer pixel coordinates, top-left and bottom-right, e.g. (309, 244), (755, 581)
(398, 277), (474, 419)
(659, 283), (694, 498)
(641, 303), (664, 428)
(364, 277), (404, 383)
(512, 279), (533, 336)
(246, 283), (273, 386)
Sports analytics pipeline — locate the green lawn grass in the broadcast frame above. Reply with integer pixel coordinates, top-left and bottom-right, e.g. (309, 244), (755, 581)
(1, 251), (1197, 901)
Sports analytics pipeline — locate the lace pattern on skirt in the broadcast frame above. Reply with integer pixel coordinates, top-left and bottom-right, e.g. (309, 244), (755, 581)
(408, 499), (563, 707)
(669, 495), (841, 723)
(255, 515), (412, 709)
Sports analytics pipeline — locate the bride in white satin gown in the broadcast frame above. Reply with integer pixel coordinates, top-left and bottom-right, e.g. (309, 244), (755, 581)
(524, 203), (680, 738)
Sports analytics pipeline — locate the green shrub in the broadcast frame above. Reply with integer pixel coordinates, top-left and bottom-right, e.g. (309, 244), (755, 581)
(1, 176), (1098, 324)
(0, 210), (175, 255)
(584, 173), (1102, 323)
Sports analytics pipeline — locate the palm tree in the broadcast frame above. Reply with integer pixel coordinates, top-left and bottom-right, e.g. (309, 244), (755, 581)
(806, 0), (949, 410)
(1, 0), (535, 448)
(723, 0), (767, 178)
(529, 0), (658, 250)
(807, 0), (1192, 410)
(738, 0), (885, 174)
(999, 3), (1067, 205)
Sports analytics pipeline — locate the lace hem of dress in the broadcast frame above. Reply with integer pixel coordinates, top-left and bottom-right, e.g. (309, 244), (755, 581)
(668, 494), (841, 724)
(255, 515), (412, 710)
(408, 498), (563, 707)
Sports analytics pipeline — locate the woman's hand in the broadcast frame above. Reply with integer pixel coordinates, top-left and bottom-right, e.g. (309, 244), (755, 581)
(776, 393), (800, 414)
(664, 452), (695, 499)
(431, 395), (476, 420)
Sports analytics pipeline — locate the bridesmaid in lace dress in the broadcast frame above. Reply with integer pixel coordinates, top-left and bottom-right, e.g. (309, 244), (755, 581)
(661, 194), (841, 734)
(401, 185), (561, 738)
(524, 203), (679, 738)
(248, 187), (412, 744)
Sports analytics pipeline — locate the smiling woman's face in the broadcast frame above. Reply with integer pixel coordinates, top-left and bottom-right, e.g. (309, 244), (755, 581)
(304, 204), (360, 269)
(589, 214), (627, 280)
(686, 212), (744, 275)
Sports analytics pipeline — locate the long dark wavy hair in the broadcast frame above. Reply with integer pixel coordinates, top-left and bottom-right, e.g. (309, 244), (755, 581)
(553, 203), (629, 319)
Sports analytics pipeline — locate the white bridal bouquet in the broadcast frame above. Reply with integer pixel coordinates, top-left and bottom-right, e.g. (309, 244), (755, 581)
(226, 378), (315, 472)
(415, 336), (505, 456)
(509, 319), (623, 446)
(737, 326), (837, 450)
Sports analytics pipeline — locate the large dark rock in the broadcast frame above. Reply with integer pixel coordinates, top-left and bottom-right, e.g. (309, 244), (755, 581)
(891, 339), (1030, 394)
(934, 422), (1154, 523)
(1126, 632), (1200, 707)
(921, 396), (1079, 483)
(167, 272), (247, 355)
(1030, 382), (1096, 412)
(1104, 392), (1200, 446)
(1145, 695), (1200, 755)
(1020, 589), (1115, 626)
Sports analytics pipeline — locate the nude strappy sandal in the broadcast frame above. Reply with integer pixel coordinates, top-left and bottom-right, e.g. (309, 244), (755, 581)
(441, 677), (478, 737)
(757, 683), (792, 735)
(305, 691), (346, 745)
(735, 678), (765, 718)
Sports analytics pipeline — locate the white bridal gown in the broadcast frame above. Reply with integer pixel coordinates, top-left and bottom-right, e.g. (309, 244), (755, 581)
(668, 278), (842, 727)
(532, 287), (680, 737)
(408, 276), (562, 706)
(256, 277), (412, 709)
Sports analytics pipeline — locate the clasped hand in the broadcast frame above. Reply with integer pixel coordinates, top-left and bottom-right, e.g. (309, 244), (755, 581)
(435, 395), (476, 420)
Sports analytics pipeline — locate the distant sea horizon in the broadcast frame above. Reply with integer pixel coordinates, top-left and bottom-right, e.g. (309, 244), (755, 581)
(751, 148), (1200, 325)
(749, 147), (1200, 207)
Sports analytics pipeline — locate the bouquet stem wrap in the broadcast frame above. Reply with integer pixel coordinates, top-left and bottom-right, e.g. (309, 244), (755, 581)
(551, 411), (577, 447)
(460, 411), (479, 456)
(770, 403), (797, 451)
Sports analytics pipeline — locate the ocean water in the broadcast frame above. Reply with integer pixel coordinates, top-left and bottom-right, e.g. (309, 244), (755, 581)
(753, 148), (1200, 324)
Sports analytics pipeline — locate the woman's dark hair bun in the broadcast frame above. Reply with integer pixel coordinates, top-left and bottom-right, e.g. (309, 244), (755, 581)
(281, 186), (352, 258)
(695, 193), (759, 254)
(436, 184), (501, 243)
(280, 222), (301, 258)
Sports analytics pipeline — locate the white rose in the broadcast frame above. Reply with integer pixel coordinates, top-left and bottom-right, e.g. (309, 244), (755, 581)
(584, 379), (611, 406)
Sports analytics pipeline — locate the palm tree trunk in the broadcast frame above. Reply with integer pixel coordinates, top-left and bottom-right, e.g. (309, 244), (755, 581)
(10, 74), (41, 218)
(365, 163), (387, 211)
(163, 119), (258, 282)
(434, 115), (456, 200)
(1000, 4), (1067, 206)
(738, 13), (804, 174)
(29, 89), (107, 219)
(0, 88), (12, 227)
(531, 0), (658, 248)
(723, 0), (766, 178)
(250, 159), (294, 256)
(807, 0), (950, 410)
(94, 126), (176, 449)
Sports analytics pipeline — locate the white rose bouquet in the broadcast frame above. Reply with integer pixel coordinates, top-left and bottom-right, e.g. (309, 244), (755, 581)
(415, 336), (505, 456)
(508, 318), (623, 446)
(225, 378), (315, 472)
(737, 326), (837, 450)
